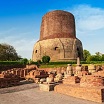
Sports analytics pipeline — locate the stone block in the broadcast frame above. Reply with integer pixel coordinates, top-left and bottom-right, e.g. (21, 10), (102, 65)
(54, 84), (104, 103)
(39, 83), (56, 91)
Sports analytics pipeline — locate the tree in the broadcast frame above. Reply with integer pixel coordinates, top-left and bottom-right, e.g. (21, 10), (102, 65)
(95, 52), (102, 56)
(87, 55), (100, 61)
(95, 52), (102, 61)
(0, 43), (20, 61)
(83, 49), (91, 61)
(87, 53), (102, 61)
(86, 55), (92, 62)
(42, 55), (50, 64)
(101, 54), (104, 61)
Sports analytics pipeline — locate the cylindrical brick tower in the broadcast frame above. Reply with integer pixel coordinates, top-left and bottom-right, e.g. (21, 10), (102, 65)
(32, 10), (83, 61)
(40, 10), (76, 40)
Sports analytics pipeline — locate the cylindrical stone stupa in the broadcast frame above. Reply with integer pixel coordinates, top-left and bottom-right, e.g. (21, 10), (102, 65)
(32, 10), (83, 61)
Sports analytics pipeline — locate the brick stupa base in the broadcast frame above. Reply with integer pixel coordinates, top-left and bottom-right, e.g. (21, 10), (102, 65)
(54, 84), (104, 103)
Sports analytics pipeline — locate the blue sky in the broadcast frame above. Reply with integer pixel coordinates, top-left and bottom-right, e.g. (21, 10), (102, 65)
(0, 0), (104, 59)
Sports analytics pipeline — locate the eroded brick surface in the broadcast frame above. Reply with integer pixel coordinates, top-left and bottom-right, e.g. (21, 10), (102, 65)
(54, 84), (104, 103)
(32, 10), (83, 61)
(80, 75), (104, 87)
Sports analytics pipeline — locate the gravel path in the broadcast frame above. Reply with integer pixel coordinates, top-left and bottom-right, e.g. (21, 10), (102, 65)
(0, 82), (102, 104)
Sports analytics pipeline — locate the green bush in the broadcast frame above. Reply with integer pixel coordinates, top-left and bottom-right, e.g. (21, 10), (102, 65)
(0, 61), (25, 71)
(37, 60), (42, 64)
(0, 61), (23, 65)
(42, 56), (50, 64)
(20, 58), (29, 65)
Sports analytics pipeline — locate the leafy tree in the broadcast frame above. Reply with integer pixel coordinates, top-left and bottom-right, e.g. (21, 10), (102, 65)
(87, 53), (102, 61)
(101, 54), (104, 61)
(42, 55), (50, 64)
(86, 55), (91, 62)
(95, 52), (100, 56)
(28, 59), (34, 64)
(95, 52), (102, 61)
(91, 55), (101, 61)
(83, 50), (104, 61)
(83, 49), (91, 61)
(0, 43), (20, 61)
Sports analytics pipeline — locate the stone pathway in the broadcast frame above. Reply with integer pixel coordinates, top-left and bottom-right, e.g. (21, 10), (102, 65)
(0, 81), (38, 94)
(0, 82), (102, 104)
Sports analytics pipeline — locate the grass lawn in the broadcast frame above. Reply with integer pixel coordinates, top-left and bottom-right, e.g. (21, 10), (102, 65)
(39, 61), (104, 68)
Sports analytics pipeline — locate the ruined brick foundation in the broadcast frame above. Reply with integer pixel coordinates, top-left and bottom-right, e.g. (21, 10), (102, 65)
(54, 84), (104, 103)
(54, 75), (104, 103)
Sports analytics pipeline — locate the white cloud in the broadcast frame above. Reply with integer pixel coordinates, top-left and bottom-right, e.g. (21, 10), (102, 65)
(66, 5), (104, 54)
(0, 26), (38, 59)
(0, 34), (37, 59)
(0, 28), (17, 36)
(67, 5), (104, 35)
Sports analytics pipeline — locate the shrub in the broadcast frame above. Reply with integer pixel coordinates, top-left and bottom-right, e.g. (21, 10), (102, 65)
(28, 59), (34, 65)
(37, 60), (42, 64)
(42, 56), (50, 64)
(20, 58), (29, 65)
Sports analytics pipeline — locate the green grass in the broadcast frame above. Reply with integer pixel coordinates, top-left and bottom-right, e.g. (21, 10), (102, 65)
(1, 61), (104, 68)
(39, 61), (104, 68)
(40, 64), (67, 68)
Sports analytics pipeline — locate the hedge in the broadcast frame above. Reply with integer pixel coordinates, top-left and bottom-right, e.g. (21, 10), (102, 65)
(0, 61), (25, 71)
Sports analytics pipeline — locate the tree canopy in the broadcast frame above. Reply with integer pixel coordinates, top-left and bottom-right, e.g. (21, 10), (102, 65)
(83, 49), (91, 61)
(83, 49), (104, 61)
(0, 43), (20, 61)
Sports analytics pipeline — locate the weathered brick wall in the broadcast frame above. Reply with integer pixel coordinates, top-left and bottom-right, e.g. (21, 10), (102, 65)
(54, 84), (104, 103)
(80, 75), (104, 87)
(40, 10), (76, 40)
(32, 10), (83, 61)
(32, 38), (83, 61)
(63, 76), (80, 85)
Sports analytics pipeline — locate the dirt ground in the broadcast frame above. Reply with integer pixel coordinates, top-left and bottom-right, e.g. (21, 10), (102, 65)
(0, 82), (102, 104)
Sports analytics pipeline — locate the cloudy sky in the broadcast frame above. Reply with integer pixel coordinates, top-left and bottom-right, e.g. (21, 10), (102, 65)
(0, 0), (104, 59)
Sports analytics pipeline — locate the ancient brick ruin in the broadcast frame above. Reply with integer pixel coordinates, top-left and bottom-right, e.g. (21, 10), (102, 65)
(0, 73), (20, 88)
(32, 10), (83, 61)
(37, 64), (104, 103)
(1, 63), (104, 102)
(54, 64), (104, 103)
(1, 9), (104, 103)
(0, 65), (38, 88)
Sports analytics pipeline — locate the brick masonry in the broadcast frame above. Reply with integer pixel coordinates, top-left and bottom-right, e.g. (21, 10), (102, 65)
(54, 84), (104, 103)
(63, 76), (80, 85)
(40, 10), (76, 40)
(32, 38), (83, 61)
(80, 75), (104, 87)
(32, 10), (83, 61)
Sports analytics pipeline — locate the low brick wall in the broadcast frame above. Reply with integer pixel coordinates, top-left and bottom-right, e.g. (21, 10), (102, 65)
(54, 84), (104, 103)
(63, 76), (80, 85)
(80, 75), (104, 87)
